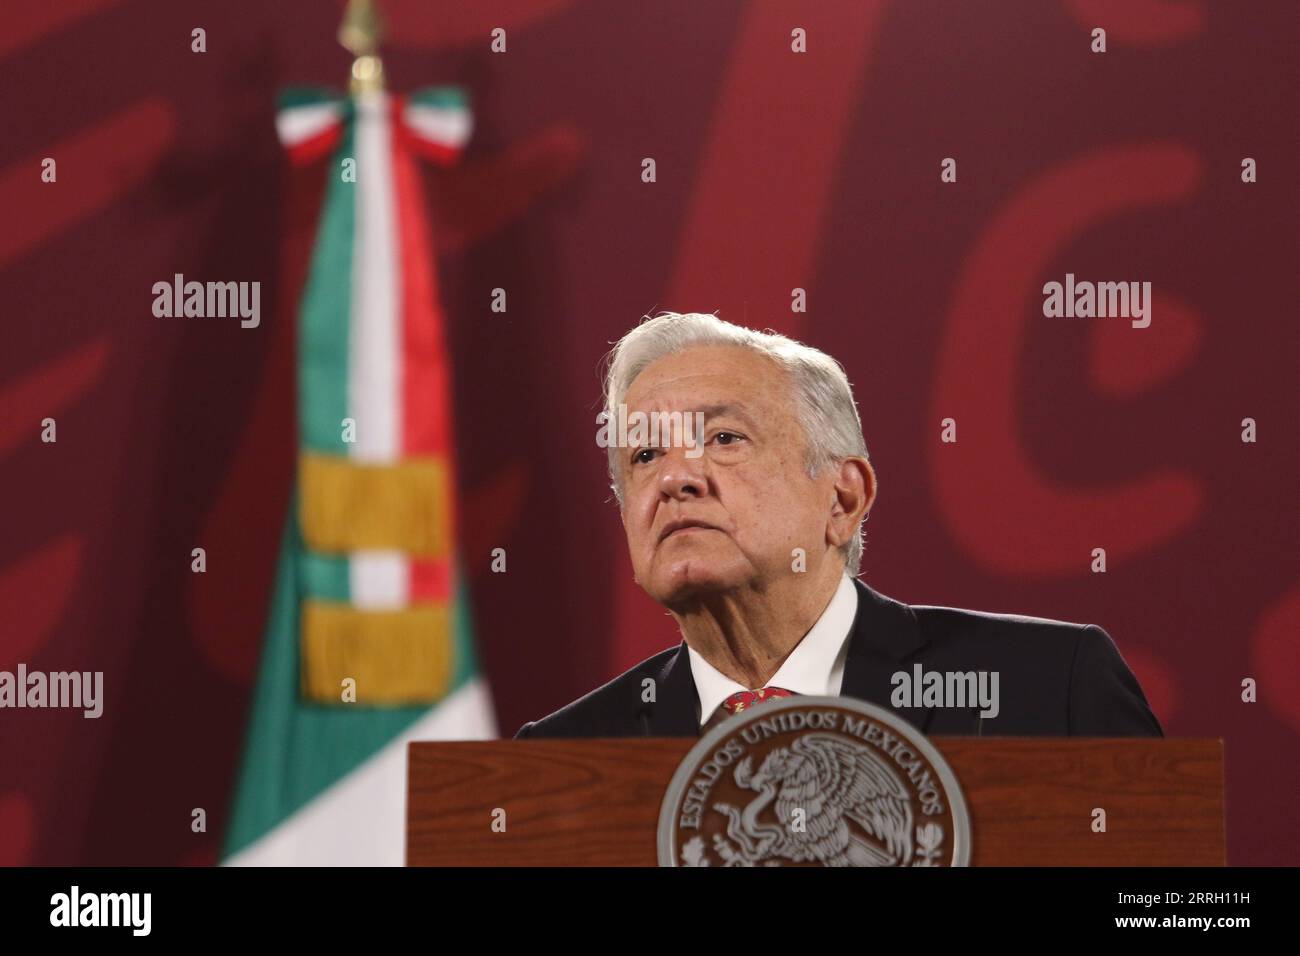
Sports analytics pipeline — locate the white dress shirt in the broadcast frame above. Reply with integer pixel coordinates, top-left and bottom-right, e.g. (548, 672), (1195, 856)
(687, 572), (860, 728)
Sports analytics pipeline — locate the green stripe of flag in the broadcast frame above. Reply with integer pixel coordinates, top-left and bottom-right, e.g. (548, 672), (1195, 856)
(278, 88), (344, 111)
(298, 551), (351, 603)
(222, 506), (483, 859)
(298, 120), (355, 454)
(408, 87), (467, 110)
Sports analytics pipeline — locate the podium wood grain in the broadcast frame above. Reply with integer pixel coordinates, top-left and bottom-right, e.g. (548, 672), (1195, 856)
(407, 738), (1224, 866)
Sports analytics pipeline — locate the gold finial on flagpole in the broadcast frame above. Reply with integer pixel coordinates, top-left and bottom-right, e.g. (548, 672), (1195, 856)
(339, 0), (385, 94)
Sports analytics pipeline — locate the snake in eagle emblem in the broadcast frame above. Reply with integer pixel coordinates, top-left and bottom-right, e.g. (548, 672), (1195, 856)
(711, 732), (916, 866)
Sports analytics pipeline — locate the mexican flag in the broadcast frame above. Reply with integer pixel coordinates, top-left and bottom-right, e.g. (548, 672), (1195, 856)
(222, 86), (496, 866)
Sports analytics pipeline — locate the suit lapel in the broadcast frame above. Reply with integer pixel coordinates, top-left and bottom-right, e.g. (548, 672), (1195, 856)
(840, 578), (935, 734)
(641, 642), (701, 737)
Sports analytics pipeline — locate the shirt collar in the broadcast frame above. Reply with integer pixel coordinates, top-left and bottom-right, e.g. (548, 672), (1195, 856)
(687, 572), (859, 727)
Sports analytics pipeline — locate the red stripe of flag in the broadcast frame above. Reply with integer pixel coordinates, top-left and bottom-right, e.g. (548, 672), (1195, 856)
(409, 557), (454, 603)
(392, 96), (459, 593)
(392, 98), (452, 458)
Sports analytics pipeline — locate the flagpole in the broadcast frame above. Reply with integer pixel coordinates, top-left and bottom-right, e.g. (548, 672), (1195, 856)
(339, 0), (385, 94)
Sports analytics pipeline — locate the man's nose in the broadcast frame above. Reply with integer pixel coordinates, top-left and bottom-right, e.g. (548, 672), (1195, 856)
(657, 445), (709, 500)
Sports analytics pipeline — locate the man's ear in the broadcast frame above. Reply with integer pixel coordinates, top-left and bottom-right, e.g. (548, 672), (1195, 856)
(826, 457), (875, 550)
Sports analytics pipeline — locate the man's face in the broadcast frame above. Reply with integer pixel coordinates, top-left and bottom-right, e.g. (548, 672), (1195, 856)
(618, 344), (838, 608)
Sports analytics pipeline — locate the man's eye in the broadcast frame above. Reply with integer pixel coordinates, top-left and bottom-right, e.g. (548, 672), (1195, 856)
(632, 448), (658, 465)
(712, 432), (744, 446)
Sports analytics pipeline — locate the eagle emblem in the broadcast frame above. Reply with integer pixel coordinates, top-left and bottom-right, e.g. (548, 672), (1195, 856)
(659, 697), (969, 866)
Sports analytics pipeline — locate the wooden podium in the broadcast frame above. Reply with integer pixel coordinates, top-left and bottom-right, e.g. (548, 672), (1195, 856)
(407, 737), (1224, 866)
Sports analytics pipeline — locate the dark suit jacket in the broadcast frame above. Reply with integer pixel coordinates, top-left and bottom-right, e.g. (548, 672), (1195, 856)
(515, 578), (1163, 739)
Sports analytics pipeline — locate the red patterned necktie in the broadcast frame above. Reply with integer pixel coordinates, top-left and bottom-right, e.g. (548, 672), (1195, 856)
(720, 686), (795, 717)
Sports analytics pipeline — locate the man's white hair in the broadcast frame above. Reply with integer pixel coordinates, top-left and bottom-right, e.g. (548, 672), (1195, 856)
(602, 311), (871, 576)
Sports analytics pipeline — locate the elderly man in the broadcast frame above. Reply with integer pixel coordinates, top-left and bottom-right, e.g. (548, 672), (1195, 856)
(515, 312), (1161, 739)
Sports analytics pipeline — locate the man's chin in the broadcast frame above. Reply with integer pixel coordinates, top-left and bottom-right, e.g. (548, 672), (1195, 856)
(640, 558), (746, 608)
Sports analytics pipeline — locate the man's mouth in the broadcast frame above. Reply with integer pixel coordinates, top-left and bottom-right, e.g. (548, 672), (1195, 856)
(658, 519), (720, 542)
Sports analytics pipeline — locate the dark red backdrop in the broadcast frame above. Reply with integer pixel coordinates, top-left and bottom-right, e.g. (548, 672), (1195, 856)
(1, 0), (1296, 865)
